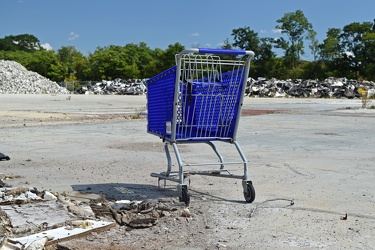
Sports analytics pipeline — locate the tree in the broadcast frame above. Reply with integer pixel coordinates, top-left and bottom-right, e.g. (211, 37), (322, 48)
(122, 42), (154, 78)
(0, 34), (43, 52)
(319, 28), (342, 61)
(26, 50), (65, 82)
(231, 27), (260, 60)
(217, 38), (238, 63)
(317, 28), (345, 78)
(147, 48), (164, 77)
(231, 27), (277, 78)
(318, 21), (375, 79)
(307, 30), (319, 61)
(274, 10), (314, 68)
(1, 49), (65, 81)
(362, 31), (375, 79)
(339, 21), (374, 78)
(87, 45), (128, 80)
(221, 38), (232, 50)
(57, 46), (88, 81)
(157, 42), (185, 72)
(256, 37), (277, 78)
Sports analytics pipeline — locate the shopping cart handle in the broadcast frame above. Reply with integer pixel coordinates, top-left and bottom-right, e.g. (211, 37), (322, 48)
(178, 48), (254, 58)
(198, 48), (248, 55)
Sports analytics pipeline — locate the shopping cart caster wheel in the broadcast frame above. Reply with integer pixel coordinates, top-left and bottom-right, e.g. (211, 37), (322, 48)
(179, 186), (190, 206)
(244, 182), (255, 203)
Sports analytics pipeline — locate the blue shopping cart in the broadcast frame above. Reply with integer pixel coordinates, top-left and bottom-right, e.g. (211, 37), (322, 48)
(146, 48), (255, 205)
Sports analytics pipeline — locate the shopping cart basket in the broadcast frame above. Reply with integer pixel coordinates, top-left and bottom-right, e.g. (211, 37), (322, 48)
(146, 48), (255, 205)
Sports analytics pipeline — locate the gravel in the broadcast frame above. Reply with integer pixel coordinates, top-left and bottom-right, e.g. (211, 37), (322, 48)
(0, 60), (70, 94)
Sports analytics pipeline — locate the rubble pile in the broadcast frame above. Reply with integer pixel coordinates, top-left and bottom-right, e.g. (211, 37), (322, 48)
(107, 198), (188, 229)
(0, 183), (190, 249)
(79, 79), (146, 95)
(2, 59), (374, 98)
(0, 185), (112, 249)
(0, 60), (70, 94)
(246, 77), (375, 99)
(82, 76), (375, 98)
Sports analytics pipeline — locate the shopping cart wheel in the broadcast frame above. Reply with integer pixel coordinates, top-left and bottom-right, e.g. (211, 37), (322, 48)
(179, 185), (190, 206)
(244, 182), (255, 203)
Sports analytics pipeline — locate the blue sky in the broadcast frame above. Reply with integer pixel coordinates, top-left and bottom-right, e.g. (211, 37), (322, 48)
(1, 0), (375, 60)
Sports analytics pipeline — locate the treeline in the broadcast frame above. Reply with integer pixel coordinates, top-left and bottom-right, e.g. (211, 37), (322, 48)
(0, 34), (184, 82)
(1, 10), (375, 82)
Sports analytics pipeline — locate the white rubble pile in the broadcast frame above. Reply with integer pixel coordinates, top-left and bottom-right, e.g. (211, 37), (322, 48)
(246, 77), (375, 98)
(80, 79), (147, 95)
(0, 60), (70, 94)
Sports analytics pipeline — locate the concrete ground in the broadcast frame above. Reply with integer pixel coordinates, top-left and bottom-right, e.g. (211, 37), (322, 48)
(0, 94), (374, 249)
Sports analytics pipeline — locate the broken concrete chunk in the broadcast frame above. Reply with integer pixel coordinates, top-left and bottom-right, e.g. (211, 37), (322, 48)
(0, 200), (71, 228)
(127, 217), (157, 228)
(67, 202), (95, 218)
(43, 191), (57, 201)
(9, 220), (114, 249)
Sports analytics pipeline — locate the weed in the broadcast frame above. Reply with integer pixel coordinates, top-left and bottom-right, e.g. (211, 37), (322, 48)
(130, 106), (146, 119)
(358, 87), (372, 109)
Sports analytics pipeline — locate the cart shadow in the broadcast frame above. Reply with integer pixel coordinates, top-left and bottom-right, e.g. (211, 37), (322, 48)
(71, 183), (248, 204)
(189, 189), (248, 204)
(71, 183), (178, 201)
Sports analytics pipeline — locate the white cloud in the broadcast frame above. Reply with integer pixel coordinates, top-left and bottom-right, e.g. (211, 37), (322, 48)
(41, 43), (53, 51)
(343, 51), (355, 58)
(191, 33), (199, 37)
(272, 29), (283, 34)
(260, 29), (267, 34)
(68, 32), (79, 41)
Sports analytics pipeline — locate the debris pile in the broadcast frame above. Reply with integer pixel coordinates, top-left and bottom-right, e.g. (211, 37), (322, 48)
(79, 79), (146, 95)
(2, 59), (374, 99)
(0, 60), (70, 94)
(107, 198), (187, 229)
(246, 77), (375, 99)
(80, 76), (375, 98)
(81, 76), (375, 98)
(0, 179), (191, 249)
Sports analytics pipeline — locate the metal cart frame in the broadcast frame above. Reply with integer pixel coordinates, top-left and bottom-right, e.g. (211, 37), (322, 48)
(146, 48), (255, 205)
